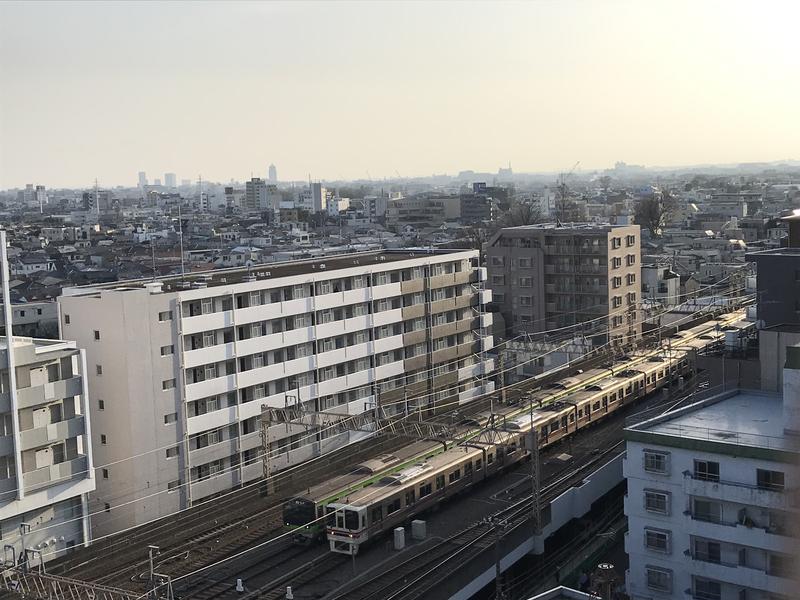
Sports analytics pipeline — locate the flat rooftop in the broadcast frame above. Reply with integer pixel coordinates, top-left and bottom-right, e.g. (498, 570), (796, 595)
(62, 248), (473, 293)
(746, 247), (800, 260)
(627, 390), (799, 453)
(500, 222), (631, 232)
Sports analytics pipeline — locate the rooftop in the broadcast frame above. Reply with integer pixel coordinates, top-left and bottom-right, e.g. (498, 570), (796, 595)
(62, 248), (475, 293)
(500, 222), (635, 233)
(746, 247), (800, 261)
(626, 390), (799, 453)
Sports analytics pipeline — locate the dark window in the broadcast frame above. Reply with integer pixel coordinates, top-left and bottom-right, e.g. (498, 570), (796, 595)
(448, 469), (461, 483)
(344, 509), (360, 530)
(419, 483), (432, 497)
(405, 490), (415, 505)
(435, 474), (445, 490)
(371, 506), (383, 522)
(757, 469), (785, 491)
(387, 498), (401, 514)
(694, 460), (720, 482)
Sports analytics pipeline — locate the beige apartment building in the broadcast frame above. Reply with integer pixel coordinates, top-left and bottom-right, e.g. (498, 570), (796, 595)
(58, 249), (494, 536)
(486, 223), (642, 346)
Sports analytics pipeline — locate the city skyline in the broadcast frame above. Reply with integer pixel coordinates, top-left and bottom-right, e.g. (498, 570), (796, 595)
(1, 1), (799, 189)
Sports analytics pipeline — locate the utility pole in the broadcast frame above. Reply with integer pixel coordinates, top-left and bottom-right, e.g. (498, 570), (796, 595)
(148, 545), (159, 599)
(499, 351), (506, 406)
(260, 404), (271, 496)
(492, 518), (508, 600)
(530, 404), (541, 536)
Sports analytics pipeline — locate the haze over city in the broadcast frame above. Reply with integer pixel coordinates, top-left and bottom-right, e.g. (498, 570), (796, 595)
(1, 0), (799, 189)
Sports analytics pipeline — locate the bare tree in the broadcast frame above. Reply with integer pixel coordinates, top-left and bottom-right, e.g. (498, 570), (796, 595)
(634, 191), (678, 237)
(501, 201), (542, 228)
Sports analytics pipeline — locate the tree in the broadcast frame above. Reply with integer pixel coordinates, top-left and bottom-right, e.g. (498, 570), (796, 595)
(634, 191), (678, 237)
(500, 201), (542, 228)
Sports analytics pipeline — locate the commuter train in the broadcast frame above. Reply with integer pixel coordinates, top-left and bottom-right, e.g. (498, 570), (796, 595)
(282, 316), (734, 555)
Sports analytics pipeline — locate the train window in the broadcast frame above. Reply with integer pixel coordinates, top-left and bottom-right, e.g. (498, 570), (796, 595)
(593, 402), (600, 410)
(344, 510), (360, 531)
(420, 483), (432, 497)
(371, 506), (383, 522)
(578, 409), (583, 418)
(465, 462), (473, 476)
(549, 423), (558, 433)
(569, 413), (575, 423)
(435, 474), (445, 490)
(387, 499), (401, 514)
(602, 395), (607, 404)
(625, 385), (632, 394)
(449, 469), (461, 483)
(326, 506), (336, 527)
(509, 442), (518, 453)
(618, 390), (624, 401)
(561, 416), (568, 428)
(487, 453), (494, 464)
(405, 490), (415, 505)
(476, 458), (482, 470)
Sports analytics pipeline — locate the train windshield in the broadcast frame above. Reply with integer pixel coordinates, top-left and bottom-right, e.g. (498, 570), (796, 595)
(345, 509), (360, 531)
(283, 498), (315, 527)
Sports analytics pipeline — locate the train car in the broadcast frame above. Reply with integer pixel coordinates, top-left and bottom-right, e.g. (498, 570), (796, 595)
(282, 441), (441, 542)
(326, 445), (489, 555)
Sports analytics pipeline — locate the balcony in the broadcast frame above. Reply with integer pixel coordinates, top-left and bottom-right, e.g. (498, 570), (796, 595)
(478, 289), (492, 305)
(404, 355), (428, 372)
(684, 513), (796, 554)
(190, 437), (238, 467)
(371, 282), (403, 301)
(403, 329), (427, 347)
(16, 376), (84, 410)
(684, 472), (793, 510)
(233, 302), (283, 325)
(374, 360), (404, 381)
(185, 373), (236, 402)
(315, 319), (347, 339)
(181, 310), (234, 335)
(191, 468), (240, 501)
(19, 416), (85, 451)
(689, 554), (795, 595)
(236, 363), (285, 389)
(373, 334), (403, 354)
(400, 279), (425, 294)
(23, 455), (88, 492)
(183, 342), (236, 369)
(282, 326), (315, 346)
(374, 307), (403, 327)
(401, 304), (426, 321)
(187, 405), (237, 436)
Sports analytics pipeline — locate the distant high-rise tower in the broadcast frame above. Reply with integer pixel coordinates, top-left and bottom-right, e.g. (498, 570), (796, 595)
(138, 171), (147, 187)
(164, 173), (177, 188)
(268, 164), (277, 183)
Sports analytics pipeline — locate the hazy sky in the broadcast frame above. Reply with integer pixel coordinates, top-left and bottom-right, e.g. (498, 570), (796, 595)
(1, 1), (798, 189)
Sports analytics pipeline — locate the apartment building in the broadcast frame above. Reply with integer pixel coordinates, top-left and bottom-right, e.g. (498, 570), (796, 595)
(0, 336), (95, 564)
(59, 250), (495, 536)
(486, 223), (642, 345)
(385, 195), (447, 232)
(623, 351), (800, 600)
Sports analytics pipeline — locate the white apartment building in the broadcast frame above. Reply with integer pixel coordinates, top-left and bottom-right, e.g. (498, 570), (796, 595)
(623, 353), (800, 600)
(0, 336), (95, 564)
(59, 250), (495, 536)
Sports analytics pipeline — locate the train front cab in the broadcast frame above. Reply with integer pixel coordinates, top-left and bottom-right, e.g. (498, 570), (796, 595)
(326, 503), (367, 555)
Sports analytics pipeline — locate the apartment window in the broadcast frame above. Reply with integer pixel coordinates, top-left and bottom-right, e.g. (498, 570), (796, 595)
(694, 578), (721, 600)
(100, 434), (107, 445)
(612, 276), (622, 288)
(693, 498), (721, 523)
(627, 273), (636, 285)
(612, 257), (622, 269)
(491, 275), (505, 286)
(201, 298), (213, 314)
(203, 331), (216, 347)
(93, 330), (100, 340)
(612, 296), (622, 308)
(104, 503), (111, 513)
(168, 480), (180, 492)
(96, 365), (103, 375)
(160, 345), (174, 356)
(520, 296), (532, 307)
(644, 528), (670, 553)
(693, 539), (721, 563)
(158, 311), (173, 322)
(611, 237), (621, 249)
(162, 378), (176, 390)
(645, 566), (671, 592)
(166, 446), (179, 458)
(98, 399), (105, 410)
(102, 468), (109, 479)
(626, 254), (636, 266)
(64, 314), (70, 325)
(643, 450), (670, 474)
(644, 490), (670, 515)
(164, 412), (178, 424)
(627, 292), (636, 305)
(757, 469), (785, 491)
(694, 460), (720, 482)
(626, 234), (636, 247)
(494, 293), (505, 303)
(519, 277), (532, 288)
(491, 256), (504, 266)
